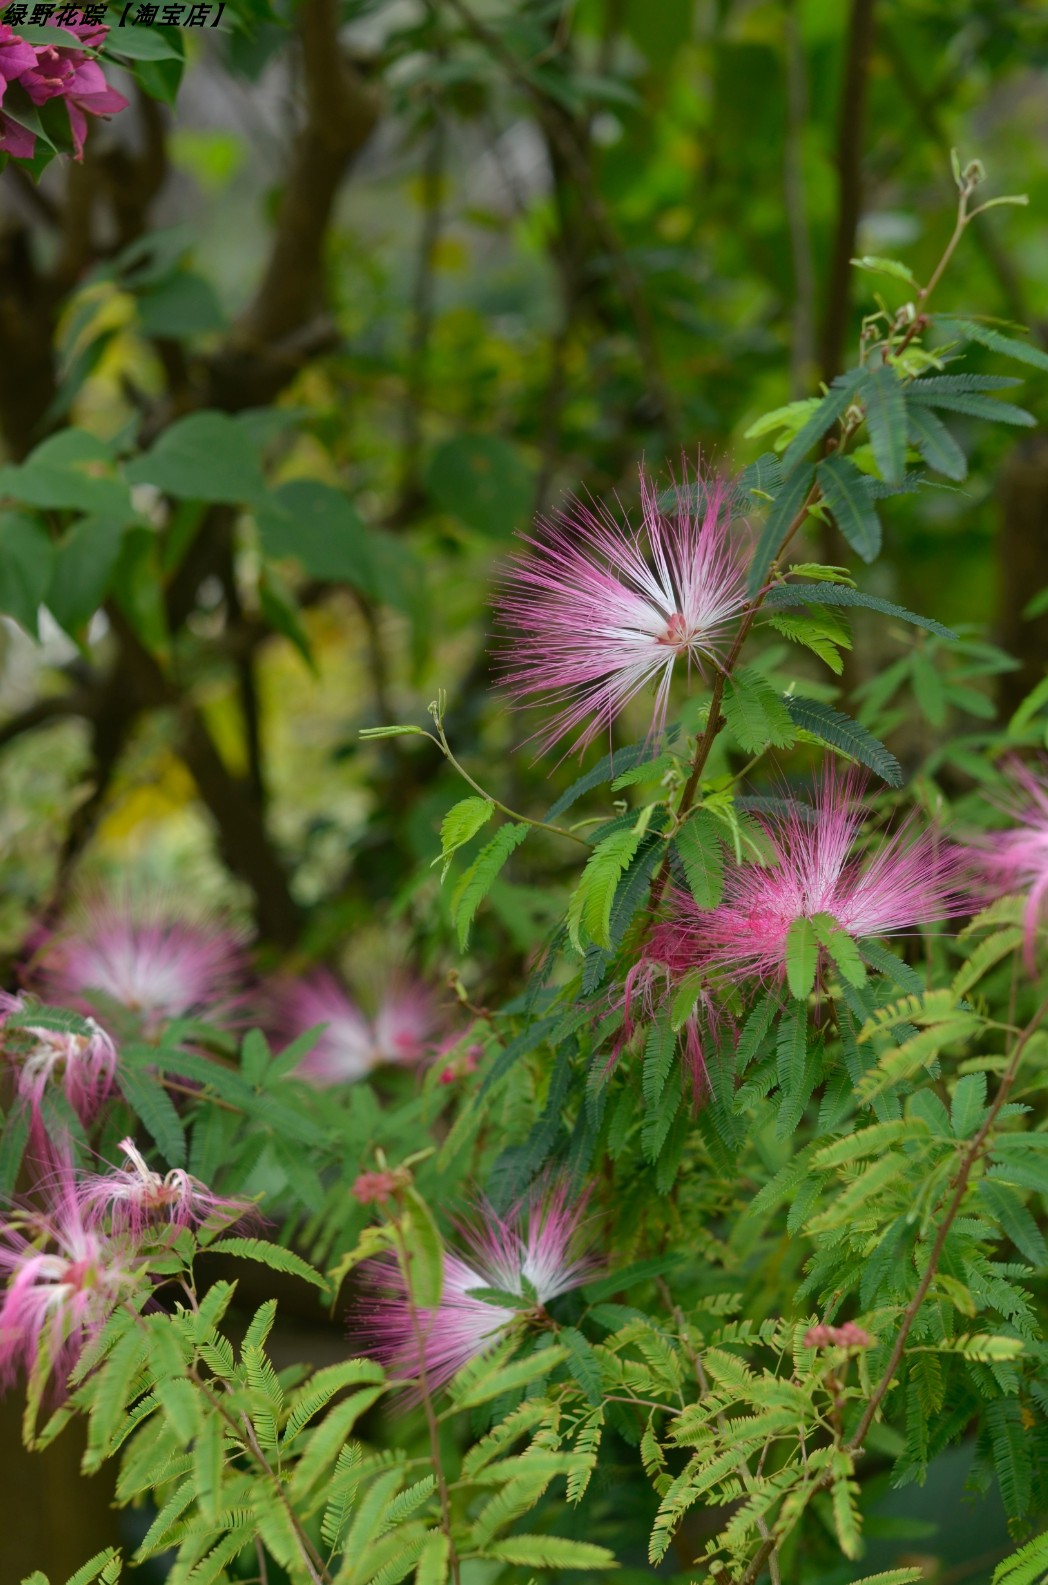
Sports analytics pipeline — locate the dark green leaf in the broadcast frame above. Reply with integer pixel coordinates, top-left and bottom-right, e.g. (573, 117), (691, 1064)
(763, 581), (956, 638)
(905, 403), (967, 481)
(544, 740), (650, 821)
(817, 453), (882, 562)
(779, 371), (864, 476)
(125, 411), (267, 503)
(560, 1325), (602, 1405)
(117, 1068), (186, 1167)
(937, 315), (1048, 373)
(861, 364), (907, 485)
(47, 516), (127, 635)
(782, 695), (902, 785)
(747, 463), (815, 597)
(0, 513), (54, 636)
(426, 434), (533, 538)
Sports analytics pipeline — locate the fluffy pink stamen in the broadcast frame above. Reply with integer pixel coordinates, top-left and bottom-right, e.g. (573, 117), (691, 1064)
(497, 466), (748, 758)
(651, 767), (968, 986)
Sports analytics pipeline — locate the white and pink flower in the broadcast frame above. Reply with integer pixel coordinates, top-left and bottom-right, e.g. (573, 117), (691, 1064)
(0, 1164), (142, 1391)
(283, 972), (436, 1086)
(76, 1137), (257, 1238)
(1, 995), (118, 1127)
(498, 466), (748, 758)
(354, 1185), (599, 1394)
(35, 895), (247, 1037)
(651, 768), (967, 988)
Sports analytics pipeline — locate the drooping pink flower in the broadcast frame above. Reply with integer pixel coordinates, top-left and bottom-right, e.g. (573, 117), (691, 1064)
(0, 18), (127, 163)
(652, 768), (967, 987)
(0, 23), (36, 85)
(283, 972), (436, 1086)
(34, 896), (247, 1038)
(976, 760), (1048, 971)
(497, 467), (749, 758)
(1, 999), (118, 1126)
(353, 1185), (600, 1394)
(804, 1321), (873, 1349)
(76, 1138), (257, 1238)
(620, 957), (726, 1104)
(434, 1029), (484, 1085)
(0, 1165), (143, 1391)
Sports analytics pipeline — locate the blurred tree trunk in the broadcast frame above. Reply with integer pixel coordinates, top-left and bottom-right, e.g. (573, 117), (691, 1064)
(0, 1395), (120, 1578)
(996, 433), (1048, 717)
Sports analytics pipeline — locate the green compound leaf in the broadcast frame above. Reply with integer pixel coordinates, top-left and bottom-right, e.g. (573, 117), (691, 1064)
(785, 916), (818, 999)
(567, 825), (644, 951)
(763, 581), (956, 638)
(674, 808), (724, 909)
(811, 913), (867, 987)
(434, 795), (494, 881)
(452, 822), (530, 948)
(779, 369), (865, 476)
(782, 695), (902, 786)
(747, 463), (815, 597)
(723, 666), (796, 752)
(905, 402), (967, 481)
(937, 316), (1048, 374)
(817, 453), (882, 562)
(861, 363), (908, 485)
(203, 1237), (328, 1293)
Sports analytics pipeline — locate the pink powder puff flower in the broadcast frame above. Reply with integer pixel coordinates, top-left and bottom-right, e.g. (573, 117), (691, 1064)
(76, 1138), (257, 1238)
(284, 971), (436, 1086)
(353, 1185), (600, 1395)
(976, 760), (1048, 972)
(651, 768), (967, 988)
(0, 1165), (145, 1391)
(34, 896), (247, 1038)
(1, 1002), (118, 1125)
(497, 466), (748, 759)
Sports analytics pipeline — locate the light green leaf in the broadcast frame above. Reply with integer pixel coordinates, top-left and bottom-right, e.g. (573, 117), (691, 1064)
(810, 912), (867, 987)
(850, 255), (918, 285)
(479, 1536), (616, 1569)
(674, 809), (724, 909)
(785, 917), (818, 999)
(567, 825), (644, 951)
(203, 1237), (328, 1293)
(402, 1188), (444, 1309)
(452, 1343), (568, 1409)
(434, 796), (494, 881)
(452, 823), (529, 948)
(723, 666), (796, 752)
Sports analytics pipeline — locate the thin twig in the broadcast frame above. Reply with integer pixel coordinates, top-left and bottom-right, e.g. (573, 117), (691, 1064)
(847, 987), (1048, 1451)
